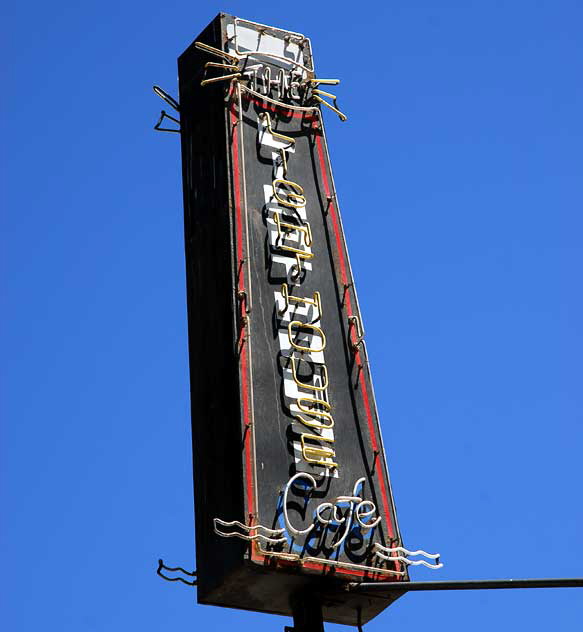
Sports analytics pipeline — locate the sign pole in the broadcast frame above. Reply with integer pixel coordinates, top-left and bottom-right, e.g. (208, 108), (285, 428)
(285, 592), (325, 632)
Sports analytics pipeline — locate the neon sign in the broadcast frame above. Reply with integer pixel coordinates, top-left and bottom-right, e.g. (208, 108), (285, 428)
(177, 13), (441, 625)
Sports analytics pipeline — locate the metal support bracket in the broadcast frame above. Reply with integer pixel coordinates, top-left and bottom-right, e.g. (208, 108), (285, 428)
(348, 315), (365, 352)
(348, 577), (583, 594)
(152, 86), (180, 133)
(154, 110), (180, 133)
(153, 85), (180, 111)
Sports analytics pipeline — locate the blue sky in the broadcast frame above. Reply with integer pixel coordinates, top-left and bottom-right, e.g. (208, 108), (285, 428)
(2, 1), (582, 631)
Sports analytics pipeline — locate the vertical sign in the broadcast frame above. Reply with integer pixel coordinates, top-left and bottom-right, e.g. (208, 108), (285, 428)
(176, 14), (437, 626)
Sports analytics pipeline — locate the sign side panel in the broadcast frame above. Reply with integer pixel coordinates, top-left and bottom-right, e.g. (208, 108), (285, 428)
(178, 16), (247, 602)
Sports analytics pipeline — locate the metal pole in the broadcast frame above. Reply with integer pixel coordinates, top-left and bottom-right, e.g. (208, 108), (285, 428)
(350, 577), (583, 594)
(285, 590), (325, 632)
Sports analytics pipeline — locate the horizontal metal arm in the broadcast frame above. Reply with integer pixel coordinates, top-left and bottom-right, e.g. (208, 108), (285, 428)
(349, 577), (583, 593)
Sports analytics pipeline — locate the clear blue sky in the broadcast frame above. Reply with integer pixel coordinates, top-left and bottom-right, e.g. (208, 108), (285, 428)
(2, 1), (582, 630)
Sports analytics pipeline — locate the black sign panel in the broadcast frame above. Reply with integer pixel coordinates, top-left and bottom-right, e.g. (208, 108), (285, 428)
(177, 14), (409, 625)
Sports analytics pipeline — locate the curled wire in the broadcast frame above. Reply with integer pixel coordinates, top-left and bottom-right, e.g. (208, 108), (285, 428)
(194, 40), (347, 121)
(373, 544), (443, 570)
(213, 518), (287, 544)
(156, 559), (197, 586)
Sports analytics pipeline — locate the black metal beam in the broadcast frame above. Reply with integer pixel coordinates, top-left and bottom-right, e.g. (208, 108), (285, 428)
(350, 578), (583, 594)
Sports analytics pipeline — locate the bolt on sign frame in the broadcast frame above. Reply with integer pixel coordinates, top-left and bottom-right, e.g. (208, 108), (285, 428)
(179, 13), (411, 626)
